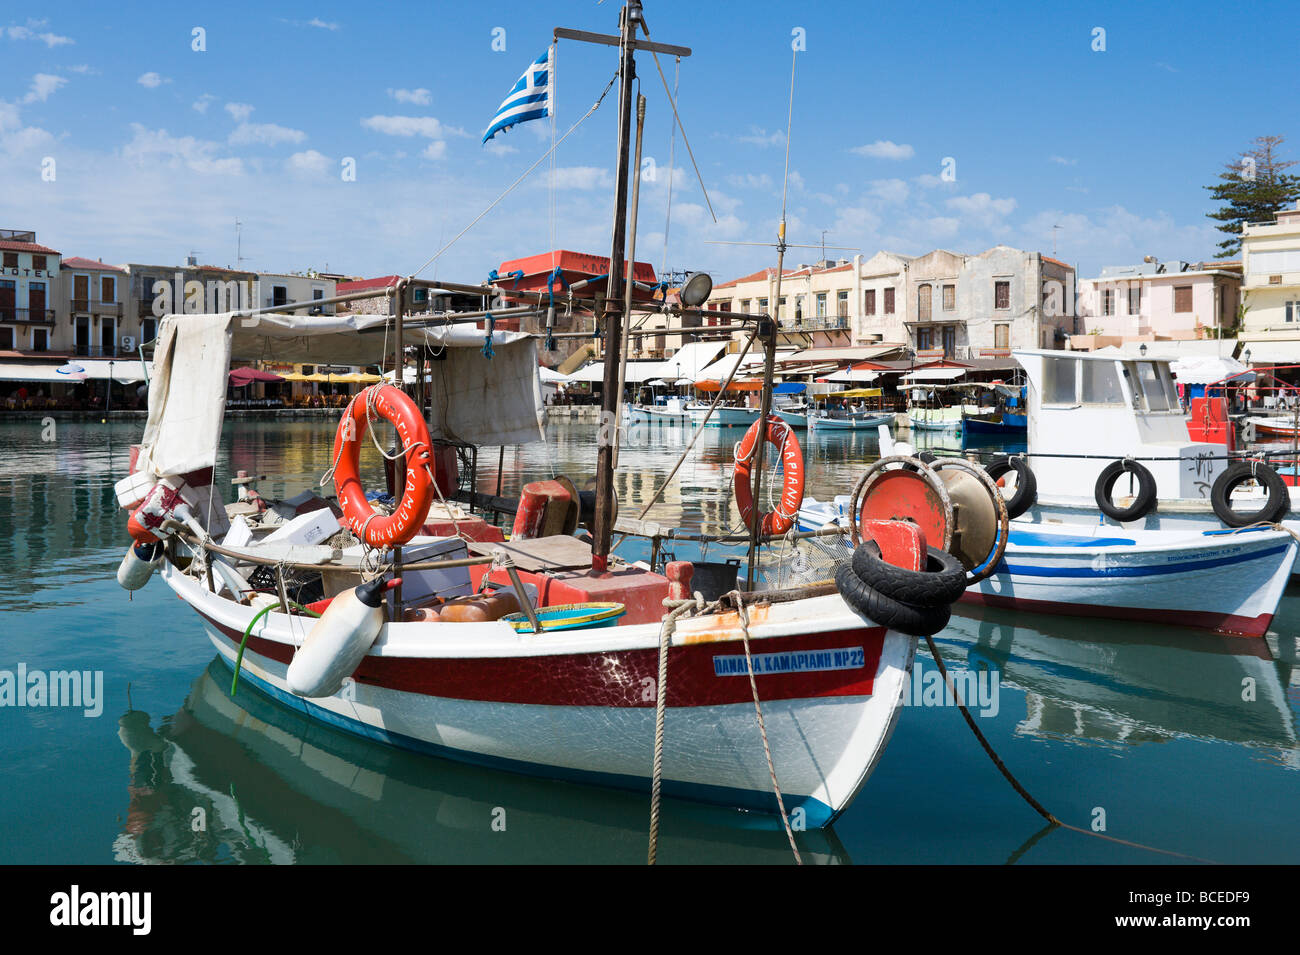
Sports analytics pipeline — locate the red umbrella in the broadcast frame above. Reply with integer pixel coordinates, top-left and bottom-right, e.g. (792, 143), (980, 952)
(229, 368), (285, 386)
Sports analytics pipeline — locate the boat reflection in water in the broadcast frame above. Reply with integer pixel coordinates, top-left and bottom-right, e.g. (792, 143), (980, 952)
(937, 606), (1300, 762)
(114, 659), (850, 864)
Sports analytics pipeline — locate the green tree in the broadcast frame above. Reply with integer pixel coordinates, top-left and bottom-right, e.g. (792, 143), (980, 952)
(1205, 135), (1300, 257)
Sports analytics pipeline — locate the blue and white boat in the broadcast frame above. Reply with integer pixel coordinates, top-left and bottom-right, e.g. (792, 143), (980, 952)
(798, 495), (1297, 638)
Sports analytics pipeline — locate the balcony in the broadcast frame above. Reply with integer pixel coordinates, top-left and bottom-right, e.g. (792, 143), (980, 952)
(70, 344), (129, 358)
(0, 308), (56, 325)
(70, 299), (122, 316)
(787, 314), (849, 331)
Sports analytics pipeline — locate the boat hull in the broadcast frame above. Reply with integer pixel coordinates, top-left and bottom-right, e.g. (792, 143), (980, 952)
(808, 413), (894, 431)
(164, 566), (915, 827)
(963, 527), (1297, 637)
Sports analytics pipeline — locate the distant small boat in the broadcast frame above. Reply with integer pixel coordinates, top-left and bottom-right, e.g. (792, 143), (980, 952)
(807, 412), (894, 432)
(961, 411), (1027, 436)
(909, 415), (962, 434)
(1248, 415), (1300, 439)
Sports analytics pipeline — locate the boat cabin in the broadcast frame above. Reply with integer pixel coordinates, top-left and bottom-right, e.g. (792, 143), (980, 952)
(1014, 349), (1229, 501)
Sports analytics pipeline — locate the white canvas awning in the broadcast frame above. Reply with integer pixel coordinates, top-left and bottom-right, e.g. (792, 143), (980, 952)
(901, 368), (966, 382)
(0, 363), (65, 382)
(1170, 355), (1252, 385)
(825, 368), (881, 383)
(539, 366), (571, 382)
(1241, 340), (1300, 364)
(634, 341), (729, 382)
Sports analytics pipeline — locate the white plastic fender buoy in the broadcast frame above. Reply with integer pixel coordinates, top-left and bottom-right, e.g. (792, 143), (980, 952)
(117, 540), (164, 591)
(286, 577), (399, 698)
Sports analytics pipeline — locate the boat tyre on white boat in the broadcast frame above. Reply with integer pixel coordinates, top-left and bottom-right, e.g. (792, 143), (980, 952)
(985, 455), (1038, 521)
(1094, 459), (1158, 522)
(1210, 461), (1290, 528)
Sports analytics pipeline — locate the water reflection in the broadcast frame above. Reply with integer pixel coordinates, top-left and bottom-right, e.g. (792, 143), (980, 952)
(113, 660), (850, 864)
(938, 606), (1300, 764)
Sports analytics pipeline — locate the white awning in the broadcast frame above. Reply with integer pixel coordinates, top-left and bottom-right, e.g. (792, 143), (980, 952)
(0, 363), (65, 382)
(80, 359), (149, 383)
(567, 362), (606, 382)
(1241, 340), (1300, 364)
(901, 368), (967, 382)
(635, 341), (729, 381)
(539, 366), (571, 382)
(826, 368), (881, 383)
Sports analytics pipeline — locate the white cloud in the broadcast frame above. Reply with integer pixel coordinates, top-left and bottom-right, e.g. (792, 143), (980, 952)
(307, 18), (339, 30)
(545, 166), (611, 190)
(67, 64), (94, 74)
(947, 192), (1017, 218)
(736, 126), (785, 147)
(484, 140), (517, 157)
(287, 149), (330, 175)
(5, 24), (74, 47)
(422, 140), (446, 160)
(1, 125), (55, 155)
(361, 114), (448, 138)
(1049, 155), (1078, 166)
(121, 124), (242, 175)
(869, 178), (910, 203)
(851, 140), (914, 160)
(192, 94), (216, 114)
(725, 172), (772, 190)
(22, 74), (66, 104)
(388, 88), (432, 105)
(229, 123), (306, 147)
(137, 72), (170, 89)
(225, 102), (254, 122)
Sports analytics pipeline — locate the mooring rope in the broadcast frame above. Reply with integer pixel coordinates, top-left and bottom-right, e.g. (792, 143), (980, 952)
(647, 593), (704, 865)
(733, 595), (802, 864)
(921, 633), (1216, 864)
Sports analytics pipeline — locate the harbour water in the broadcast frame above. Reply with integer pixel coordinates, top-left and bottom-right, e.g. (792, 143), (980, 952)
(1, 416), (1298, 864)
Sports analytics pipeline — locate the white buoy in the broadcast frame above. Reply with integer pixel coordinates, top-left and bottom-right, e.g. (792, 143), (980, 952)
(117, 540), (163, 591)
(286, 577), (398, 698)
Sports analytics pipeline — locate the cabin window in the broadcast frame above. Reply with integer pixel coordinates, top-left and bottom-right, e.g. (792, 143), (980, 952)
(1081, 360), (1124, 405)
(1042, 356), (1078, 406)
(1127, 360), (1179, 413)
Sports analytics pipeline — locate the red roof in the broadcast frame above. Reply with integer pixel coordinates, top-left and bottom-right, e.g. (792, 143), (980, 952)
(0, 239), (60, 255)
(1040, 255), (1072, 270)
(337, 275), (400, 293)
(61, 256), (126, 273)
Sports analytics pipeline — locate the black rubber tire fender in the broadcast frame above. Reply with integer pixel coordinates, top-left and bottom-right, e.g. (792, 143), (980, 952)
(1094, 459), (1158, 522)
(1210, 462), (1290, 527)
(850, 541), (968, 607)
(985, 455), (1038, 520)
(835, 564), (952, 636)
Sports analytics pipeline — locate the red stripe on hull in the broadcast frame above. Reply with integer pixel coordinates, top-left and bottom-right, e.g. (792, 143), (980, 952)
(200, 612), (890, 706)
(958, 591), (1272, 638)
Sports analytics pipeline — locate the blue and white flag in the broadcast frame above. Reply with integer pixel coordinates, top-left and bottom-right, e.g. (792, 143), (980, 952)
(482, 48), (553, 145)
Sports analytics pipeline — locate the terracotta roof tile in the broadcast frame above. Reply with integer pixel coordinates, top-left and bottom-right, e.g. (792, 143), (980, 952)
(0, 240), (59, 255)
(61, 256), (127, 273)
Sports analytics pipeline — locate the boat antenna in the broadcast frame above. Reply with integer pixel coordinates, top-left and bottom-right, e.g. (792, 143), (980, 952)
(744, 45), (798, 589)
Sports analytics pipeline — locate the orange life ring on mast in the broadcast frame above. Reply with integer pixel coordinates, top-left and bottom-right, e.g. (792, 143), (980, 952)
(333, 384), (433, 548)
(734, 415), (805, 536)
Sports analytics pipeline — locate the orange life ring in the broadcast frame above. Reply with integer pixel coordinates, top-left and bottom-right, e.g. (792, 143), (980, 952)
(333, 384), (433, 548)
(734, 415), (805, 536)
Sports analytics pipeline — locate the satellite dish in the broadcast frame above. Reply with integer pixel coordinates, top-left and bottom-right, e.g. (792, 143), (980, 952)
(680, 271), (713, 307)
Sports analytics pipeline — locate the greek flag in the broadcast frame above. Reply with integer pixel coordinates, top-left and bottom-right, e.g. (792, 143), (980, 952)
(482, 48), (553, 144)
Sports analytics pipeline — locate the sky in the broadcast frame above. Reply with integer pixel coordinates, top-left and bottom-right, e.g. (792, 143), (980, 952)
(4, 0), (1298, 285)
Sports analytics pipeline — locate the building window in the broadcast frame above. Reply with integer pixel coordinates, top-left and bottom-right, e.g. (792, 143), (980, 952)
(32, 255), (47, 271)
(272, 285), (288, 307)
(2, 253), (16, 269)
(1128, 286), (1140, 314)
(884, 287), (895, 314)
(1173, 286), (1193, 313)
(918, 285), (932, 321)
(1102, 289), (1114, 316)
(0, 327), (13, 349)
(758, 298), (768, 313)
(837, 290), (849, 318)
(995, 324), (1009, 349)
(32, 328), (48, 351)
(740, 299), (750, 313)
(778, 296), (787, 319)
(917, 326), (933, 350)
(100, 276), (115, 302)
(141, 318), (156, 344)
(994, 280), (1010, 310)
(942, 284), (955, 311)
(815, 292), (827, 317)
(1287, 301), (1298, 323)
(864, 289), (876, 315)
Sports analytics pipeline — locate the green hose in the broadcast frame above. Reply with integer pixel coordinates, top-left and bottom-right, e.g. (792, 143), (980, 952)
(230, 600), (322, 697)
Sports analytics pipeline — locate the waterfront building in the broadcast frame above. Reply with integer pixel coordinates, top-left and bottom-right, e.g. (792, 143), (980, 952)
(1072, 259), (1241, 350)
(0, 229), (62, 355)
(1238, 202), (1300, 363)
(61, 257), (129, 357)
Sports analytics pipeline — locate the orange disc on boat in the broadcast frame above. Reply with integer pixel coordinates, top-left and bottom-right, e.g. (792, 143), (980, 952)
(859, 468), (949, 551)
(333, 384), (433, 548)
(734, 415), (805, 536)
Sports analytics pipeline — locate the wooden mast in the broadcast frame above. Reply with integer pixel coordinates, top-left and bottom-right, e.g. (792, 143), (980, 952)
(592, 0), (641, 573)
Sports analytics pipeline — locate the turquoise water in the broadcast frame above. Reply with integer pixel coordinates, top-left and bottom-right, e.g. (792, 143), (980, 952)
(0, 416), (1297, 864)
